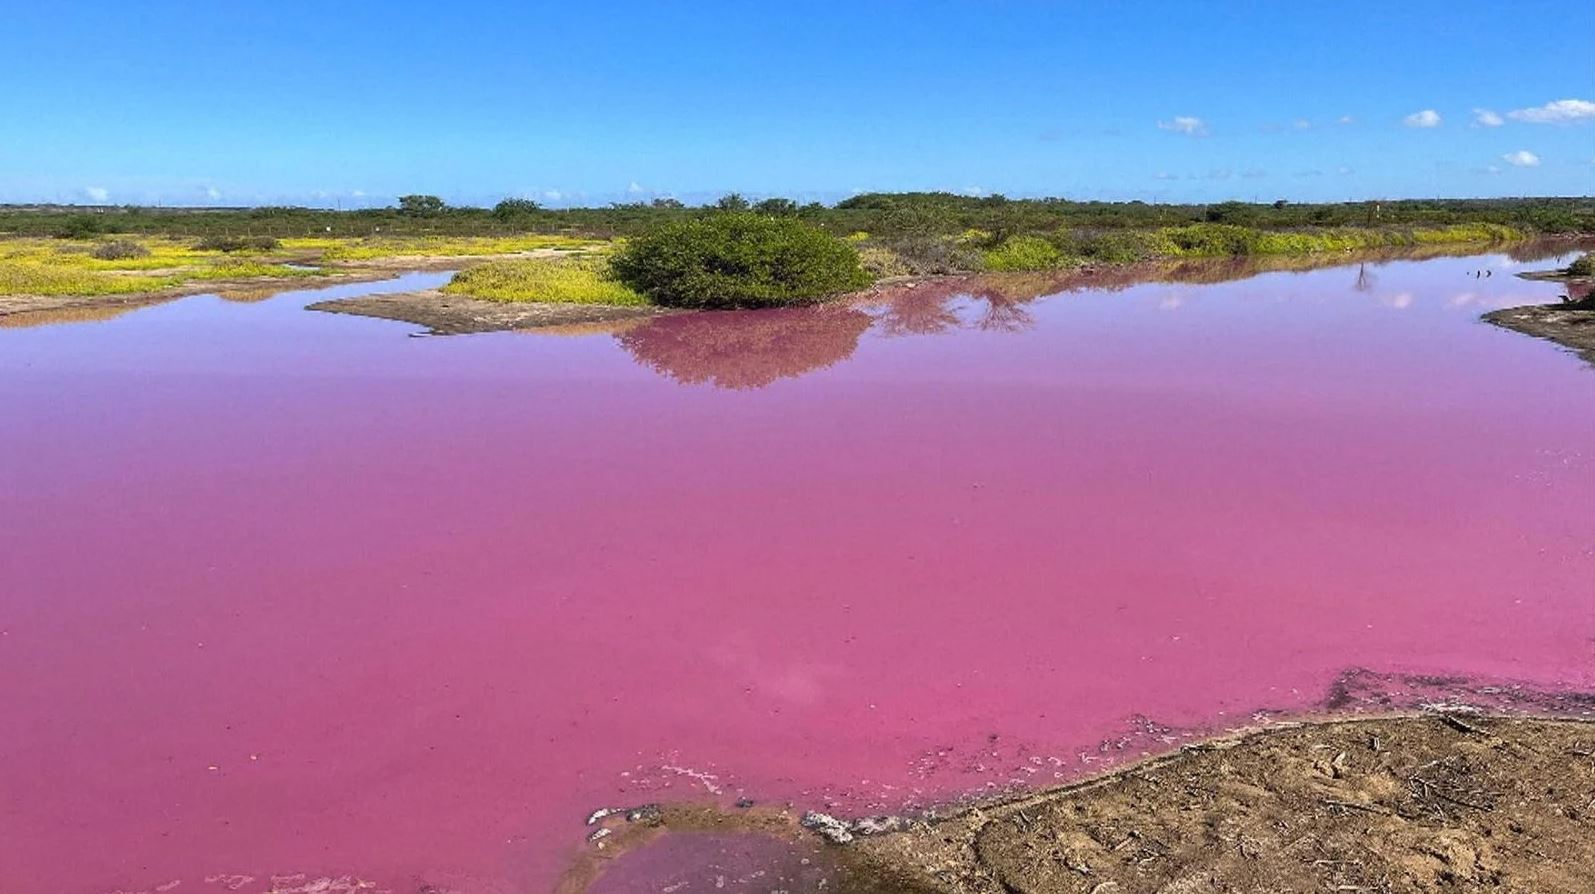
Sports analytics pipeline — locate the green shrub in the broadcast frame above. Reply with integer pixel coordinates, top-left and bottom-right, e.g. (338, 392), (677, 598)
(492, 198), (541, 219)
(90, 240), (151, 260)
(398, 194), (446, 217)
(874, 235), (983, 275)
(609, 213), (871, 308)
(1161, 223), (1264, 256)
(194, 235), (280, 253)
(1568, 253), (1595, 277)
(442, 256), (647, 305)
(981, 235), (1067, 271)
(857, 245), (913, 279)
(54, 216), (106, 239)
(1057, 229), (1178, 264)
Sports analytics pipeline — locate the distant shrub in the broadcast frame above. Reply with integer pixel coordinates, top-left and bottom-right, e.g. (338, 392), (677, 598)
(492, 198), (541, 219)
(1162, 223), (1264, 256)
(753, 197), (799, 216)
(982, 235), (1066, 272)
(876, 235), (982, 275)
(609, 213), (871, 308)
(1057, 229), (1177, 264)
(194, 235), (280, 253)
(856, 245), (913, 279)
(1568, 253), (1595, 277)
(443, 256), (646, 305)
(714, 193), (751, 212)
(90, 240), (151, 260)
(54, 216), (106, 239)
(398, 194), (446, 217)
(1205, 201), (1262, 226)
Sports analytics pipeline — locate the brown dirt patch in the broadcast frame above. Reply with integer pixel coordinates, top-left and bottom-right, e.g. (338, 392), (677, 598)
(305, 289), (676, 335)
(843, 714), (1595, 894)
(1483, 300), (1595, 367)
(570, 715), (1595, 894)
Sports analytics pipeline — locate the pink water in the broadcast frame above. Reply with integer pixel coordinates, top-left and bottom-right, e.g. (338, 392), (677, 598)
(2, 251), (1593, 894)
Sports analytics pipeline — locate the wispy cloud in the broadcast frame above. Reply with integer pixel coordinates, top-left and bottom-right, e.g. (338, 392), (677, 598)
(83, 186), (109, 202)
(1506, 98), (1595, 124)
(626, 181), (646, 194)
(1336, 115), (1356, 126)
(1157, 116), (1209, 137)
(1241, 168), (1268, 179)
(1501, 150), (1541, 167)
(1472, 108), (1504, 127)
(1403, 109), (1442, 128)
(1292, 118), (1312, 131)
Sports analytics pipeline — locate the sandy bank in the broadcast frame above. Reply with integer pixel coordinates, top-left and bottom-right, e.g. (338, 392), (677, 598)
(570, 713), (1595, 894)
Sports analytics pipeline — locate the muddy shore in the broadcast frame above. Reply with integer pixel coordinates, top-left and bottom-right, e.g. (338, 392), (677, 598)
(570, 713), (1595, 894)
(1486, 270), (1595, 366)
(306, 288), (676, 335)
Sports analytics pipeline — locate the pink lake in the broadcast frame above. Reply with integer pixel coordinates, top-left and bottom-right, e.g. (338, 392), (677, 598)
(2, 249), (1593, 894)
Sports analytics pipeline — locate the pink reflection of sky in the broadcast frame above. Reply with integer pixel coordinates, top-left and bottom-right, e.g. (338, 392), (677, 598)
(1, 256), (1592, 894)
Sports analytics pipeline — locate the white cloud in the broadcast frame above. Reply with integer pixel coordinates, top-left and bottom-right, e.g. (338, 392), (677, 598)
(626, 181), (645, 194)
(543, 189), (564, 201)
(1241, 168), (1268, 179)
(1502, 150), (1541, 167)
(1403, 109), (1442, 128)
(1506, 99), (1595, 124)
(1153, 171), (1178, 181)
(1472, 108), (1504, 127)
(1206, 168), (1232, 180)
(204, 186), (222, 200)
(1336, 166), (1355, 176)
(84, 186), (109, 202)
(1292, 118), (1312, 131)
(1157, 116), (1208, 137)
(1336, 115), (1356, 125)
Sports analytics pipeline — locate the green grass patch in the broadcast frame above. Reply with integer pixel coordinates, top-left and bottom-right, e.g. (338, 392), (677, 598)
(442, 256), (648, 305)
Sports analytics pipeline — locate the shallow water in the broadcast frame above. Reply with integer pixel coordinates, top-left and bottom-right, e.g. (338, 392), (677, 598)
(2, 252), (1592, 894)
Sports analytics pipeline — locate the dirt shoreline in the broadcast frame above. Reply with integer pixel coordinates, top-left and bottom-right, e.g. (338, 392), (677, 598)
(306, 288), (677, 334)
(1486, 268), (1595, 366)
(569, 713), (1595, 894)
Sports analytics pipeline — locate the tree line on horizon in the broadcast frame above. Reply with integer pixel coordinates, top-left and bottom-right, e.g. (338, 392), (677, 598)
(4, 192), (1592, 241)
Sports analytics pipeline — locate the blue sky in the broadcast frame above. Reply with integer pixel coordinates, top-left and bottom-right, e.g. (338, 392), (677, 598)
(5, 1), (1592, 207)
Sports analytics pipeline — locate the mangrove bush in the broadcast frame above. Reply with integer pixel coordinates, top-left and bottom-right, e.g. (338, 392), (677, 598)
(609, 213), (871, 308)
